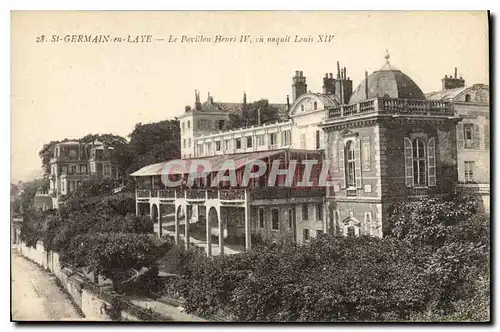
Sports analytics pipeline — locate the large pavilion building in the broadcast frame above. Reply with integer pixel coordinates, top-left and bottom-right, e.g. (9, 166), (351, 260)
(131, 53), (490, 256)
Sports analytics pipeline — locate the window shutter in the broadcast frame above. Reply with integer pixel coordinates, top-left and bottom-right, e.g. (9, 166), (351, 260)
(404, 137), (414, 187)
(474, 124), (481, 149)
(354, 139), (362, 188)
(485, 124), (490, 149)
(338, 141), (346, 188)
(457, 123), (464, 149)
(427, 137), (436, 187)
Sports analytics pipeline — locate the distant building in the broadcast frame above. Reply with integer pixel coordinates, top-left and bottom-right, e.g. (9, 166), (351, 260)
(427, 69), (490, 211)
(46, 140), (118, 209)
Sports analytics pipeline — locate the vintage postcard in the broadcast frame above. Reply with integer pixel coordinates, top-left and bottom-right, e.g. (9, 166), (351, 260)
(11, 11), (490, 322)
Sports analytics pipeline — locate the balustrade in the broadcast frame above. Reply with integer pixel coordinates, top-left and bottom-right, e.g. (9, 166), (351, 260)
(220, 188), (245, 200)
(158, 188), (176, 199)
(327, 97), (453, 121)
(136, 189), (150, 198)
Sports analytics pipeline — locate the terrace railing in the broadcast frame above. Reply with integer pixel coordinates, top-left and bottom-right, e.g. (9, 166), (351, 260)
(327, 98), (453, 121)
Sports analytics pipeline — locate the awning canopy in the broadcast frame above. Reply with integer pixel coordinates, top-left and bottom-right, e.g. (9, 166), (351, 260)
(130, 150), (286, 177)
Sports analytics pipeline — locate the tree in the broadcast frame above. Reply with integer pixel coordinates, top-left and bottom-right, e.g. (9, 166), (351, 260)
(226, 99), (281, 130)
(126, 119), (180, 173)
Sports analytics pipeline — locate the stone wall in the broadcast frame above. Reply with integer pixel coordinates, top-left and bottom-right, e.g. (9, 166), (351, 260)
(14, 240), (168, 321)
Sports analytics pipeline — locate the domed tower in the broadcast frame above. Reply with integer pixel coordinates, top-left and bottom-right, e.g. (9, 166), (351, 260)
(349, 51), (426, 104)
(322, 51), (460, 240)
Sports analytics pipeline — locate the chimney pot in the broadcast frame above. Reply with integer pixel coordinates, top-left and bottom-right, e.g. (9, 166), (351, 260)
(325, 73), (328, 78)
(454, 67), (457, 78)
(295, 70), (299, 76)
(329, 73), (333, 79)
(300, 71), (303, 77)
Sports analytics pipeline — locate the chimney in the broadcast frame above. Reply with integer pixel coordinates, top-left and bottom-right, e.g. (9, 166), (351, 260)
(243, 91), (247, 105)
(365, 70), (369, 100)
(441, 68), (465, 90)
(292, 70), (307, 101)
(322, 72), (335, 94)
(195, 89), (201, 110)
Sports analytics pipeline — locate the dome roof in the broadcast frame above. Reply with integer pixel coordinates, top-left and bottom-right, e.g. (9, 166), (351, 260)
(349, 53), (426, 104)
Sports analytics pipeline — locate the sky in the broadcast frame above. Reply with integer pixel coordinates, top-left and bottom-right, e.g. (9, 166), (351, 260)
(11, 11), (489, 183)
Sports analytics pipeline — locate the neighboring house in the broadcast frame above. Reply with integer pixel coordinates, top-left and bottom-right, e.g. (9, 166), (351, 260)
(33, 189), (52, 211)
(131, 53), (489, 256)
(45, 140), (118, 209)
(426, 71), (490, 212)
(178, 91), (287, 159)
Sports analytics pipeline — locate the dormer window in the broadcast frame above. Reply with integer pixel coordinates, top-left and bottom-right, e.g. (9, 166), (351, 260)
(313, 101), (318, 110)
(300, 105), (305, 112)
(465, 94), (471, 102)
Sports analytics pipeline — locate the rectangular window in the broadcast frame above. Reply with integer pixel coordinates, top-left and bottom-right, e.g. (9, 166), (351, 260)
(302, 203), (308, 221)
(269, 133), (277, 146)
(182, 139), (186, 148)
(188, 138), (191, 148)
(247, 136), (253, 148)
(103, 164), (110, 175)
(300, 134), (306, 149)
(464, 161), (475, 183)
(316, 130), (321, 149)
(316, 203), (323, 221)
(187, 120), (190, 129)
(257, 135), (265, 147)
(259, 208), (265, 228)
(288, 209), (293, 229)
(224, 139), (230, 151)
(281, 130), (291, 146)
(71, 165), (77, 174)
(182, 122), (185, 132)
(272, 209), (279, 230)
(215, 141), (221, 151)
(80, 165), (87, 174)
(235, 138), (242, 149)
(198, 144), (204, 155)
(218, 120), (225, 130)
(206, 142), (212, 154)
(464, 123), (474, 149)
(303, 229), (310, 242)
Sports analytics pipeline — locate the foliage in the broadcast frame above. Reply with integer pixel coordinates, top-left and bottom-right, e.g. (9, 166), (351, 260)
(10, 179), (49, 215)
(126, 119), (180, 173)
(158, 193), (490, 322)
(388, 192), (479, 247)
(226, 99), (281, 130)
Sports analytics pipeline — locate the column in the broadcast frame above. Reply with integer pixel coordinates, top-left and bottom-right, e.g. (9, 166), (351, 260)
(244, 191), (251, 251)
(205, 206), (212, 257)
(174, 205), (180, 245)
(184, 204), (190, 249)
(158, 205), (162, 238)
(218, 207), (224, 256)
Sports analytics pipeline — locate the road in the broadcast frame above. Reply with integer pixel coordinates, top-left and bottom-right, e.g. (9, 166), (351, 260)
(11, 250), (84, 321)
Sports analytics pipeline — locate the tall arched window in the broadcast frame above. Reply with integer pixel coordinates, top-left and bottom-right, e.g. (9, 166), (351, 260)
(346, 141), (356, 187)
(413, 139), (426, 185)
(313, 101), (318, 110)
